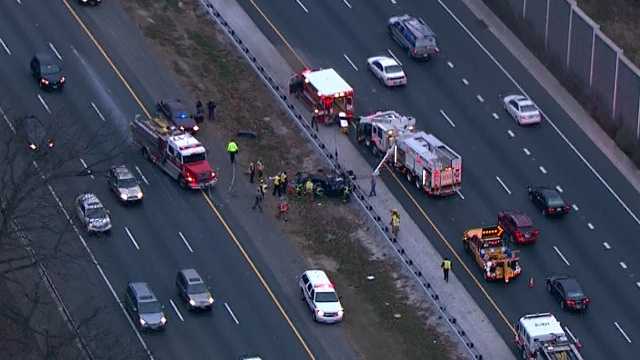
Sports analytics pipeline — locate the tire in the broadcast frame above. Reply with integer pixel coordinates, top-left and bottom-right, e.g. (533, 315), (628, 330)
(312, 312), (317, 322)
(545, 282), (551, 292)
(560, 299), (565, 310)
(415, 176), (421, 190)
(463, 240), (470, 253)
(179, 176), (187, 189)
(406, 171), (413, 183)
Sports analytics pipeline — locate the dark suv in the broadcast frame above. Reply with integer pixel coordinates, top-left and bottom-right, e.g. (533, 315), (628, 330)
(30, 53), (65, 90)
(388, 15), (439, 60)
(176, 269), (214, 311)
(124, 282), (167, 330)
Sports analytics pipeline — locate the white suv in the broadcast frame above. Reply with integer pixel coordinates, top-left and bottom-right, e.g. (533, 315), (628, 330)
(299, 270), (344, 323)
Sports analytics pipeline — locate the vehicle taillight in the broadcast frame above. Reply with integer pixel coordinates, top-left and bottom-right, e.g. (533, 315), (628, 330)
(515, 231), (524, 241)
(564, 205), (571, 212)
(547, 207), (555, 213)
(584, 297), (591, 304)
(60, 76), (66, 83)
(566, 299), (576, 306)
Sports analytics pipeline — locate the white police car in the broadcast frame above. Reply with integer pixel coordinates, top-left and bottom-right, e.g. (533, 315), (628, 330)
(299, 270), (344, 323)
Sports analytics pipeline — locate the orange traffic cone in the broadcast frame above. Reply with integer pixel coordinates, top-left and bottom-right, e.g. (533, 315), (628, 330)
(528, 277), (535, 288)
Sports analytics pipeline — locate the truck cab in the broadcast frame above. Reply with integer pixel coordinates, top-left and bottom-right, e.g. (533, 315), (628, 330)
(516, 313), (583, 360)
(357, 110), (416, 156)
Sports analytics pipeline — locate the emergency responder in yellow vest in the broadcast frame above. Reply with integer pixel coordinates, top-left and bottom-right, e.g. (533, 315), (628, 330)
(390, 209), (400, 237)
(441, 257), (452, 282)
(227, 139), (238, 164)
(272, 174), (281, 196)
(305, 178), (314, 200)
(280, 171), (288, 197)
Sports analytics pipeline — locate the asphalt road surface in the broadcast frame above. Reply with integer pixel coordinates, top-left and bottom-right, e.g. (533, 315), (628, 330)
(235, 0), (640, 358)
(0, 1), (358, 359)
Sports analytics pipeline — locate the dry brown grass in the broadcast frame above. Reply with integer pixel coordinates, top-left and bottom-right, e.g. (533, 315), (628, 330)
(121, 1), (459, 358)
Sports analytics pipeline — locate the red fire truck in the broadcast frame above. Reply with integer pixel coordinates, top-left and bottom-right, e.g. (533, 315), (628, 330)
(131, 115), (217, 189)
(290, 68), (354, 126)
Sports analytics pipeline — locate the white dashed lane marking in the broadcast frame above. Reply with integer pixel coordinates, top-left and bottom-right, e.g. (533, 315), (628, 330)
(296, 0), (308, 13)
(496, 176), (511, 195)
(178, 232), (194, 253)
(476, 95), (484, 103)
(224, 302), (240, 325)
(620, 262), (628, 269)
(507, 130), (515, 138)
(37, 94), (51, 114)
(602, 242), (611, 250)
(523, 148), (530, 156)
(492, 113), (499, 119)
(587, 222), (594, 230)
(539, 166), (547, 174)
(439, 109), (456, 128)
(387, 49), (402, 66)
(91, 102), (106, 121)
(572, 204), (579, 211)
(447, 61), (454, 68)
(135, 166), (149, 185)
(342, 0), (352, 8)
(555, 185), (563, 193)
(462, 78), (469, 85)
(553, 246), (571, 266)
(456, 190), (465, 200)
(0, 37), (11, 55)
(49, 42), (62, 60)
(614, 322), (632, 344)
(343, 54), (358, 71)
(124, 227), (140, 250)
(169, 299), (184, 322)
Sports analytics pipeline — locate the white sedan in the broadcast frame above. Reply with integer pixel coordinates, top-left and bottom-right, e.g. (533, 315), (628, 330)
(503, 94), (542, 125)
(366, 56), (407, 87)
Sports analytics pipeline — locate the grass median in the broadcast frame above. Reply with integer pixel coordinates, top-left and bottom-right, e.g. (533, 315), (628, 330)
(122, 1), (460, 358)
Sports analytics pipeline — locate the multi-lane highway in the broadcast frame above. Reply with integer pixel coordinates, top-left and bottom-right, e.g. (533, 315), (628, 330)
(0, 1), (358, 359)
(236, 0), (640, 358)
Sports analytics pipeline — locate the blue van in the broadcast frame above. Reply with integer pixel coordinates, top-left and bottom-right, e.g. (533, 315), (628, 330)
(388, 15), (439, 60)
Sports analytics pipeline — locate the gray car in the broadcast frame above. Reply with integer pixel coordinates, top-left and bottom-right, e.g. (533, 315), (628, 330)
(125, 282), (167, 331)
(107, 165), (143, 203)
(75, 193), (112, 233)
(176, 268), (214, 311)
(388, 14), (439, 60)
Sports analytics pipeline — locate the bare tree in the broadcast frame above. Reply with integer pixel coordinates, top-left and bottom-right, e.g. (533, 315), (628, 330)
(0, 107), (145, 360)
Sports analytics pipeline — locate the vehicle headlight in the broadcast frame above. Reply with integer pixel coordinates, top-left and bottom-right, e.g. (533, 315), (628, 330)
(316, 309), (324, 317)
(338, 310), (344, 316)
(208, 296), (214, 304)
(120, 193), (128, 200)
(139, 318), (146, 326)
(29, 143), (37, 150)
(193, 125), (199, 131)
(160, 316), (167, 324)
(137, 191), (144, 198)
(189, 299), (196, 306)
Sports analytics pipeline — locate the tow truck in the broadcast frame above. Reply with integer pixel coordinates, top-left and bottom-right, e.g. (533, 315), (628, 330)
(289, 68), (354, 129)
(462, 225), (521, 283)
(358, 110), (461, 196)
(131, 115), (217, 189)
(515, 313), (584, 360)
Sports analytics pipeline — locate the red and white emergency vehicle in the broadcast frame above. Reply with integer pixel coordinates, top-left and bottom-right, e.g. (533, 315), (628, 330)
(357, 110), (416, 156)
(394, 131), (462, 196)
(515, 313), (584, 360)
(131, 115), (217, 189)
(290, 68), (354, 125)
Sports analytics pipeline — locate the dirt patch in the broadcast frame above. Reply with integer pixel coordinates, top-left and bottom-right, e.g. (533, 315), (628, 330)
(121, 1), (460, 359)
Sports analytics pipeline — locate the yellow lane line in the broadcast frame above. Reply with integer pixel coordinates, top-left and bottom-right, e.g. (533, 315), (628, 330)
(248, 0), (307, 68)
(61, 0), (151, 119)
(201, 192), (316, 359)
(61, 1), (316, 358)
(385, 166), (516, 335)
(247, 0), (517, 336)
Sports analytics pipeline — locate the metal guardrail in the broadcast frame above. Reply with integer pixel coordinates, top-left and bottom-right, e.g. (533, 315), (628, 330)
(198, 1), (484, 358)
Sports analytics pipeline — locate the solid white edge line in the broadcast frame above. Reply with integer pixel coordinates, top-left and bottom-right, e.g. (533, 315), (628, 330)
(387, 49), (403, 66)
(169, 299), (184, 322)
(49, 42), (62, 60)
(496, 176), (511, 195)
(435, 0), (640, 227)
(523, 147), (531, 156)
(79, 158), (95, 179)
(90, 102), (106, 121)
(620, 262), (628, 269)
(0, 37), (11, 55)
(296, 0), (309, 13)
(124, 226), (140, 250)
(614, 322), (632, 343)
(135, 166), (150, 185)
(178, 232), (194, 253)
(37, 94), (51, 114)
(553, 246), (571, 266)
(439, 109), (456, 128)
(342, 0), (352, 9)
(224, 302), (240, 324)
(343, 54), (358, 71)
(456, 190), (465, 200)
(603, 242), (611, 249)
(45, 185), (154, 359)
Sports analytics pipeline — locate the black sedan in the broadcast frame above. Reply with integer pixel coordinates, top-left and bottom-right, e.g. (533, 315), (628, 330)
(545, 275), (590, 311)
(157, 99), (198, 132)
(30, 53), (65, 90)
(19, 115), (54, 151)
(527, 186), (570, 216)
(294, 171), (352, 200)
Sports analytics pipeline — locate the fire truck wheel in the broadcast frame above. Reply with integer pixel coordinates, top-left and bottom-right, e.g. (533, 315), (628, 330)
(405, 172), (413, 183)
(179, 176), (187, 189)
(414, 177), (421, 190)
